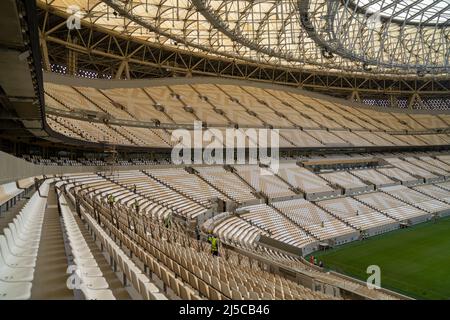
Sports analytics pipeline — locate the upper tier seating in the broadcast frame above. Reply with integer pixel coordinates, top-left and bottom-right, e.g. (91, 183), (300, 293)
(332, 131), (373, 146)
(391, 113), (425, 130)
(278, 129), (323, 147)
(44, 81), (450, 149)
(303, 130), (347, 145)
(411, 114), (448, 129)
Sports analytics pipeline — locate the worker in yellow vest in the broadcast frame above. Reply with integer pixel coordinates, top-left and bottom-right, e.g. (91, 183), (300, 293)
(164, 212), (172, 229)
(208, 235), (219, 257)
(107, 194), (115, 209)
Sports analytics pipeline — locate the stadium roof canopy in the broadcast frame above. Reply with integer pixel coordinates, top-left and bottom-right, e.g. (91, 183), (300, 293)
(40, 0), (450, 76)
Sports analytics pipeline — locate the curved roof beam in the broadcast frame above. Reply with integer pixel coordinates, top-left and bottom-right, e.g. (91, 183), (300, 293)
(190, 0), (320, 65)
(298, 0), (450, 73)
(101, 0), (266, 65)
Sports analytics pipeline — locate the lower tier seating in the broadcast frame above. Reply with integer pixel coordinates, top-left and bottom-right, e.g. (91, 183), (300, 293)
(272, 199), (357, 241)
(0, 181), (49, 299)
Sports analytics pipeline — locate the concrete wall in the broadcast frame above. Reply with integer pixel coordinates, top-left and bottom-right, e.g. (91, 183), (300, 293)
(0, 151), (48, 184)
(0, 151), (148, 184)
(0, 151), (201, 185)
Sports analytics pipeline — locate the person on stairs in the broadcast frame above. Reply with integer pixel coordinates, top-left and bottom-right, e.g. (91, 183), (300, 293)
(208, 235), (219, 257)
(164, 212), (172, 229)
(133, 198), (140, 215)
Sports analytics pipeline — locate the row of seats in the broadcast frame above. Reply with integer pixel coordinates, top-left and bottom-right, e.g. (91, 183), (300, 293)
(65, 182), (314, 299)
(238, 204), (317, 249)
(66, 191), (168, 300)
(145, 168), (230, 206)
(413, 184), (450, 204)
(403, 157), (449, 177)
(419, 156), (450, 172)
(233, 165), (296, 199)
(380, 185), (450, 214)
(276, 163), (335, 196)
(0, 181), (49, 299)
(63, 178), (335, 300)
(57, 189), (116, 300)
(47, 113), (450, 148)
(316, 197), (396, 231)
(355, 192), (429, 221)
(272, 199), (356, 241)
(195, 166), (257, 204)
(105, 171), (207, 220)
(319, 171), (368, 191)
(350, 169), (396, 187)
(376, 167), (420, 185)
(213, 216), (263, 250)
(0, 179), (34, 213)
(384, 158), (438, 180)
(67, 175), (174, 222)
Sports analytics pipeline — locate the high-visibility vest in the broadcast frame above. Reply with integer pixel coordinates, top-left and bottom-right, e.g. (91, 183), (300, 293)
(211, 237), (218, 252)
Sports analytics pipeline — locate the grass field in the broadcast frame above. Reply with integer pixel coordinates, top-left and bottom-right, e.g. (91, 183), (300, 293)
(309, 216), (450, 300)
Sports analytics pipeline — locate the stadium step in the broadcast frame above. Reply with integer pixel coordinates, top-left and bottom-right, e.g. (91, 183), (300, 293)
(30, 185), (73, 299)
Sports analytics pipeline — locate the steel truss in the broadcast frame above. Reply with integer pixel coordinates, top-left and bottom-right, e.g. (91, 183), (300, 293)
(299, 0), (450, 73)
(38, 2), (450, 110)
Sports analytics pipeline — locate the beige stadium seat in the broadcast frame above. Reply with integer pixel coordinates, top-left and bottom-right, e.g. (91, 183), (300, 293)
(231, 289), (243, 300)
(0, 280), (33, 300)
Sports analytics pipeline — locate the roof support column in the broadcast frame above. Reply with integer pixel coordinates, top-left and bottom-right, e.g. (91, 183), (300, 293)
(67, 35), (78, 76)
(349, 91), (361, 103)
(115, 60), (130, 79)
(39, 30), (51, 71)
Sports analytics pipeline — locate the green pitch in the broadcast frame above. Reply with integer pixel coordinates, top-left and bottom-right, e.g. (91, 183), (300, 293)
(309, 216), (450, 300)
